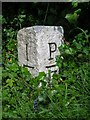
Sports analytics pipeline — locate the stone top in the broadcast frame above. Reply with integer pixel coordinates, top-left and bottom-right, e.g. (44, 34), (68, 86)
(17, 26), (64, 77)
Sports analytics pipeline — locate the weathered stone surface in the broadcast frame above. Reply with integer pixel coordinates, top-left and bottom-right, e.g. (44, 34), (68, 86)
(17, 26), (64, 77)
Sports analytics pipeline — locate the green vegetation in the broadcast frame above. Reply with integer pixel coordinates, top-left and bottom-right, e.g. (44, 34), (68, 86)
(2, 2), (90, 119)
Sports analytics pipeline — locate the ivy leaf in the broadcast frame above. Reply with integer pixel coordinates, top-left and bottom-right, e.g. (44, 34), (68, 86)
(65, 13), (78, 24)
(72, 2), (78, 8)
(74, 9), (81, 15)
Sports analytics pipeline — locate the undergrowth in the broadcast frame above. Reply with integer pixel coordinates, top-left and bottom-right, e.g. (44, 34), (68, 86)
(2, 2), (90, 119)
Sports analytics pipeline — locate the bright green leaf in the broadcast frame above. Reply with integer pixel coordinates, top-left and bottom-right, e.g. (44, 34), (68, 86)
(65, 12), (78, 24)
(72, 2), (78, 8)
(6, 79), (14, 87)
(74, 9), (81, 14)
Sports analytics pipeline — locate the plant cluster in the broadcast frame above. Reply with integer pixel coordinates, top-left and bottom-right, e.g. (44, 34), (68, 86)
(2, 2), (90, 119)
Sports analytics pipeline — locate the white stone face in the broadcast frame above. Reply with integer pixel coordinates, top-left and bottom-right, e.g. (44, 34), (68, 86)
(17, 26), (64, 77)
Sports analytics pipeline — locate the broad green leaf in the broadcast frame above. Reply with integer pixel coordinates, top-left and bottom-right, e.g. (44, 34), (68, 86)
(74, 9), (81, 14)
(6, 79), (14, 87)
(72, 2), (78, 8)
(65, 13), (78, 24)
(37, 72), (46, 80)
(10, 63), (19, 72)
(83, 48), (89, 55)
(65, 48), (73, 54)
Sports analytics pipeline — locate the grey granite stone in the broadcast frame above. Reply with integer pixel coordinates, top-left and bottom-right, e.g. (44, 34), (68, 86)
(17, 26), (64, 77)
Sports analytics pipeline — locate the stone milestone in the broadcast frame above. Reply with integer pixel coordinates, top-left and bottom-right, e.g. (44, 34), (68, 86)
(17, 26), (64, 77)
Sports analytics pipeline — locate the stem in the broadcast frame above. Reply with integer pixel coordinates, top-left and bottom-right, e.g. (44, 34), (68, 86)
(69, 27), (89, 42)
(76, 27), (88, 42)
(65, 83), (67, 100)
(43, 3), (49, 25)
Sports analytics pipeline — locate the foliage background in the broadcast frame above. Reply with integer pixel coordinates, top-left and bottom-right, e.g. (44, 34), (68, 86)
(2, 2), (90, 119)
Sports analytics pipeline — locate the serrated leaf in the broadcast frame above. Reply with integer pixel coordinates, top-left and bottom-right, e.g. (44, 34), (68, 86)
(6, 79), (14, 87)
(37, 72), (46, 80)
(10, 63), (19, 72)
(83, 48), (89, 55)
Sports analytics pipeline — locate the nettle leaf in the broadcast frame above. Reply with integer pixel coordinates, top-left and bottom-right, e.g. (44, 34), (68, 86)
(37, 72), (46, 80)
(10, 63), (19, 72)
(83, 48), (89, 55)
(75, 42), (82, 50)
(65, 48), (73, 54)
(77, 44), (82, 50)
(6, 79), (14, 87)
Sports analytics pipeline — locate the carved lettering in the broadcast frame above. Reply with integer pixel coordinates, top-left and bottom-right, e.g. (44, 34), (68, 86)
(23, 64), (34, 69)
(26, 43), (29, 61)
(46, 64), (56, 68)
(48, 42), (57, 60)
(46, 64), (57, 74)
